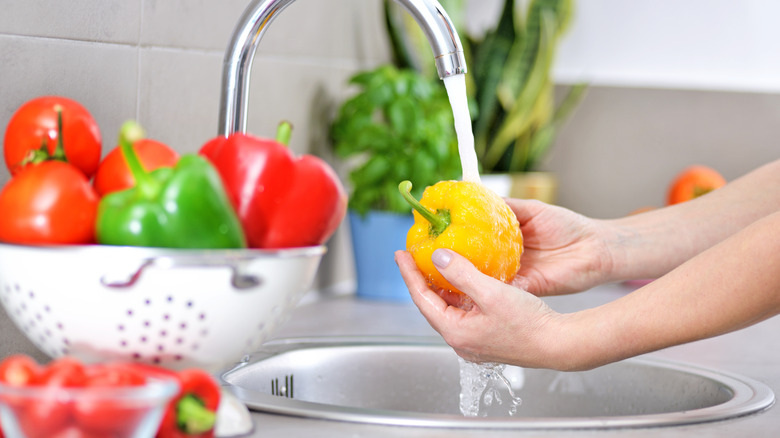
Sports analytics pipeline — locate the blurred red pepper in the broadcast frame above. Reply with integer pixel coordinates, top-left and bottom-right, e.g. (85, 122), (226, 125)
(146, 367), (221, 438)
(200, 122), (347, 249)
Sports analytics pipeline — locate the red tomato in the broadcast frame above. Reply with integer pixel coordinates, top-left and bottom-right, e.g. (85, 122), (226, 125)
(4, 96), (102, 177)
(0, 355), (40, 438)
(82, 363), (147, 388)
(11, 358), (88, 438)
(93, 138), (179, 196)
(47, 426), (116, 438)
(34, 357), (87, 387)
(0, 354), (40, 386)
(75, 362), (148, 433)
(74, 394), (150, 435)
(6, 391), (70, 438)
(0, 161), (99, 244)
(667, 165), (727, 205)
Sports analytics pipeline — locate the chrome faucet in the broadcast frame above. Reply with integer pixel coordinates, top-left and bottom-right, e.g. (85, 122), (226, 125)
(218, 0), (467, 136)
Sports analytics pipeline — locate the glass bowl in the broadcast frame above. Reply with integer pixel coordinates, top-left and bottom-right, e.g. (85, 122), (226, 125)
(0, 376), (179, 438)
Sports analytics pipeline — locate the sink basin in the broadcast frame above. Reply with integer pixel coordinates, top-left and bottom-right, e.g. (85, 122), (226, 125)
(219, 337), (774, 429)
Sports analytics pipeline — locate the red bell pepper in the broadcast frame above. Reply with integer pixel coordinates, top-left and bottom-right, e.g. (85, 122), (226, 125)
(199, 122), (347, 249)
(150, 367), (221, 438)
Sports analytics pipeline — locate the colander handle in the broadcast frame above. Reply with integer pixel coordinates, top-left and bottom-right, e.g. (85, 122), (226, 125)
(100, 256), (262, 290)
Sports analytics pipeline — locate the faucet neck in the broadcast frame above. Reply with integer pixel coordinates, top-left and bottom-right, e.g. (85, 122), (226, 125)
(218, 0), (467, 136)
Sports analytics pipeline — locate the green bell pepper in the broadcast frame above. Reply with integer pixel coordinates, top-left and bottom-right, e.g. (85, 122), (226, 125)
(96, 121), (247, 249)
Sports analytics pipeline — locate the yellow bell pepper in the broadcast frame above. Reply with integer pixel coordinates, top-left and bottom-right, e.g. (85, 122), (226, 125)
(399, 180), (523, 296)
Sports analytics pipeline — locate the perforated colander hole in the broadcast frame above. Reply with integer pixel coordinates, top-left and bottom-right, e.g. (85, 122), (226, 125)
(116, 295), (210, 362)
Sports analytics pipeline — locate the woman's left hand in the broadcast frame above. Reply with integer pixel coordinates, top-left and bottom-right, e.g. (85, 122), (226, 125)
(395, 248), (569, 369)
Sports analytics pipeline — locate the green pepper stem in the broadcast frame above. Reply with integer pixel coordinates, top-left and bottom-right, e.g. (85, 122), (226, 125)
(176, 394), (217, 435)
(119, 120), (160, 198)
(276, 121), (292, 146)
(398, 180), (449, 235)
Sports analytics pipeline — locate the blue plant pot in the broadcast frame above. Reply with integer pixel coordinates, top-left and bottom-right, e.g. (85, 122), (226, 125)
(349, 210), (414, 302)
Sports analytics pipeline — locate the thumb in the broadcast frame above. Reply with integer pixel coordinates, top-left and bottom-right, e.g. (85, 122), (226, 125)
(432, 248), (505, 308)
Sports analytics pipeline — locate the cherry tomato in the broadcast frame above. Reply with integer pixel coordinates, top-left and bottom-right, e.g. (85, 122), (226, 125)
(93, 138), (179, 196)
(4, 391), (71, 438)
(73, 364), (150, 435)
(4, 96), (102, 177)
(82, 363), (146, 388)
(0, 161), (99, 244)
(0, 354), (40, 386)
(12, 389), (72, 438)
(667, 165), (727, 205)
(9, 357), (87, 438)
(34, 357), (87, 387)
(47, 426), (116, 438)
(0, 355), (40, 438)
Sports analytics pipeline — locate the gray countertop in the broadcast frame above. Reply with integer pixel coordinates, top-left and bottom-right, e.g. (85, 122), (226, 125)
(242, 283), (779, 437)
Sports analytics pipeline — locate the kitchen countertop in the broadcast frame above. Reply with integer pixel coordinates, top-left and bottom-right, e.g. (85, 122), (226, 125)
(239, 283), (779, 437)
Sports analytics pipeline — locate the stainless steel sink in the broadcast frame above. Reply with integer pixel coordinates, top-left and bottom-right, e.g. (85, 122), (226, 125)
(219, 337), (774, 429)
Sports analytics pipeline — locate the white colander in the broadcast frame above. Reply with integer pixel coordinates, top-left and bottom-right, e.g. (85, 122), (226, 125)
(0, 242), (324, 372)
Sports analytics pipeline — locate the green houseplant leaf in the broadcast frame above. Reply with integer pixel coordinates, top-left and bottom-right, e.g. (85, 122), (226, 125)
(330, 65), (461, 216)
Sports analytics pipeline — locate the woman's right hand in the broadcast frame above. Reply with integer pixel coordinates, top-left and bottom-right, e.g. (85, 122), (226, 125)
(506, 198), (614, 296)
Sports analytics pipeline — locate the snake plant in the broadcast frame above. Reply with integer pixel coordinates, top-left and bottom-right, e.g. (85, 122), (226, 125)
(384, 0), (586, 173)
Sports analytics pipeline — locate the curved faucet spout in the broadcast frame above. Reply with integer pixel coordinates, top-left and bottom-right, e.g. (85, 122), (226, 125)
(218, 0), (467, 136)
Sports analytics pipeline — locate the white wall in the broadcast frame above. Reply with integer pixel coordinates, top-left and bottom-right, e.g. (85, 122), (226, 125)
(554, 0), (780, 93)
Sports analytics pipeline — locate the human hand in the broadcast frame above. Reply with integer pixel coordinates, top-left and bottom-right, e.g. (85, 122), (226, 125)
(506, 199), (613, 296)
(395, 248), (568, 369)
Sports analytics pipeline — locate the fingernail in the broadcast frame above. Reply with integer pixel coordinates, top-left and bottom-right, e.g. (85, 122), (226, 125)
(432, 248), (452, 268)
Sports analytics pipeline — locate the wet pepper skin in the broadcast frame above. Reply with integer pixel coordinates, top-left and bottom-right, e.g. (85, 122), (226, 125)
(403, 180), (523, 296)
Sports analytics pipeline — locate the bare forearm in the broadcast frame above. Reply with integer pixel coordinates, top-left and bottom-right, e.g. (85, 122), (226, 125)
(604, 159), (780, 282)
(558, 211), (780, 370)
